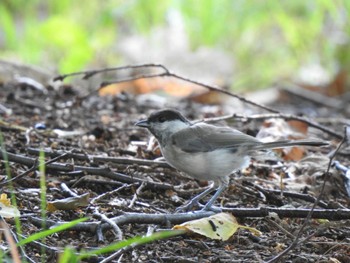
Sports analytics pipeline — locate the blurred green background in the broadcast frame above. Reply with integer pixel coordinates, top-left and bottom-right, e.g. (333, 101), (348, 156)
(0, 0), (349, 90)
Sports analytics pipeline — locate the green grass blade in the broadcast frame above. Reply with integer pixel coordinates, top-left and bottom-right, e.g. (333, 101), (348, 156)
(79, 229), (185, 259)
(18, 217), (88, 246)
(58, 246), (79, 263)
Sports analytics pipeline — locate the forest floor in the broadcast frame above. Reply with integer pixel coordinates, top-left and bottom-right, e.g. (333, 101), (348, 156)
(0, 65), (349, 262)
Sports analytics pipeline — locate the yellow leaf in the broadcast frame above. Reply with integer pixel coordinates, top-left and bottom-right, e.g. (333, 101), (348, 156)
(0, 193), (11, 206)
(173, 212), (261, 241)
(0, 194), (20, 218)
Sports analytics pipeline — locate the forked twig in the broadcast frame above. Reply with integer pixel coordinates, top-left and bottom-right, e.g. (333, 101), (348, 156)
(54, 63), (278, 113)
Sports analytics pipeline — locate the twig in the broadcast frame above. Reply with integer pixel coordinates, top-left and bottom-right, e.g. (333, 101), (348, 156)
(248, 182), (331, 209)
(0, 151), (70, 186)
(53, 63), (169, 81)
(54, 63), (279, 113)
(93, 208), (123, 241)
(17, 233), (61, 256)
(203, 112), (343, 139)
(0, 148), (173, 191)
(128, 181), (146, 208)
(0, 220), (22, 263)
(60, 183), (79, 197)
(266, 126), (348, 263)
(27, 147), (171, 168)
(28, 207), (350, 235)
(90, 183), (131, 205)
(280, 83), (343, 110)
(220, 207), (350, 220)
(265, 218), (295, 239)
(99, 229), (183, 263)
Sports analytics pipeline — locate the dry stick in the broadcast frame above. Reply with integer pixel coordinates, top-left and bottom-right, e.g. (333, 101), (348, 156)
(100, 227), (159, 263)
(60, 183), (79, 197)
(280, 83), (343, 110)
(28, 207), (350, 234)
(265, 218), (295, 239)
(100, 72), (280, 114)
(90, 184), (131, 205)
(17, 233), (59, 259)
(0, 220), (37, 263)
(204, 113), (343, 139)
(99, 228), (180, 263)
(0, 148), (173, 191)
(128, 181), (146, 208)
(0, 221), (22, 263)
(266, 127), (348, 263)
(54, 63), (279, 113)
(255, 187), (331, 209)
(53, 63), (169, 81)
(27, 147), (171, 168)
(54, 63), (341, 139)
(0, 151), (70, 186)
(93, 208), (123, 241)
(242, 180), (332, 209)
(220, 207), (350, 220)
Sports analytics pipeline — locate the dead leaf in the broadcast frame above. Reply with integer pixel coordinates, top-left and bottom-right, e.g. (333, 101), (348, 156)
(256, 118), (311, 161)
(281, 146), (305, 162)
(99, 78), (195, 96)
(327, 70), (347, 96)
(47, 193), (89, 212)
(99, 78), (226, 104)
(173, 212), (261, 241)
(287, 120), (308, 135)
(0, 194), (20, 218)
(0, 193), (11, 206)
(189, 90), (227, 104)
(284, 155), (338, 194)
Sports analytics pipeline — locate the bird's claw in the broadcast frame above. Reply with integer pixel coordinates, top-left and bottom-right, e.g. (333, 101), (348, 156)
(175, 199), (200, 213)
(175, 201), (222, 213)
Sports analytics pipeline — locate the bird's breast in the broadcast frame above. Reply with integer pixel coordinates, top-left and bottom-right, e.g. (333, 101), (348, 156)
(160, 145), (250, 181)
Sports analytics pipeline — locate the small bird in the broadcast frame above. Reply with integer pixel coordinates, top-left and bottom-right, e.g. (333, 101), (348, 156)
(135, 109), (327, 212)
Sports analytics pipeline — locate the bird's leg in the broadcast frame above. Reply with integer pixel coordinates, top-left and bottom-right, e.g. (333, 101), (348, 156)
(201, 176), (229, 211)
(200, 184), (227, 211)
(175, 182), (216, 213)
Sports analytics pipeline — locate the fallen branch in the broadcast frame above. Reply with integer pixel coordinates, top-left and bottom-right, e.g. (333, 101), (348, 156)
(27, 207), (350, 234)
(0, 148), (173, 191)
(26, 147), (171, 168)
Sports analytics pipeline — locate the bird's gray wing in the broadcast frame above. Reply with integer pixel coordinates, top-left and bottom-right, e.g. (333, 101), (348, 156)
(171, 123), (261, 153)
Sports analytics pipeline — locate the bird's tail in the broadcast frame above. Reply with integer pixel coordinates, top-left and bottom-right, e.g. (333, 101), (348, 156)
(252, 139), (328, 151)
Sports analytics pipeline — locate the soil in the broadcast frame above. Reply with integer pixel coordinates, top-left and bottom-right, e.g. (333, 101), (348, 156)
(0, 75), (349, 263)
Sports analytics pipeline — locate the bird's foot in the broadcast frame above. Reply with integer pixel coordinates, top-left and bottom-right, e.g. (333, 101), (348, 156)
(198, 203), (222, 213)
(175, 199), (201, 213)
(175, 201), (222, 213)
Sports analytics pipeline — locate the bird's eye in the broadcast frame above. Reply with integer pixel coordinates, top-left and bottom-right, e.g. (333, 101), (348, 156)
(158, 116), (166, 123)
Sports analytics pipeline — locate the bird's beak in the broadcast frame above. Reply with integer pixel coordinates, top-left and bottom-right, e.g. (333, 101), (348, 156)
(135, 119), (150, 128)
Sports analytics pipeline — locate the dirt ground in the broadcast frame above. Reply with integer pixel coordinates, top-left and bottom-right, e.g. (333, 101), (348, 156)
(0, 70), (350, 263)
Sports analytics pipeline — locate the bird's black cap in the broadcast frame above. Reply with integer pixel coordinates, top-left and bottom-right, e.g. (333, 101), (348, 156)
(135, 109), (190, 127)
